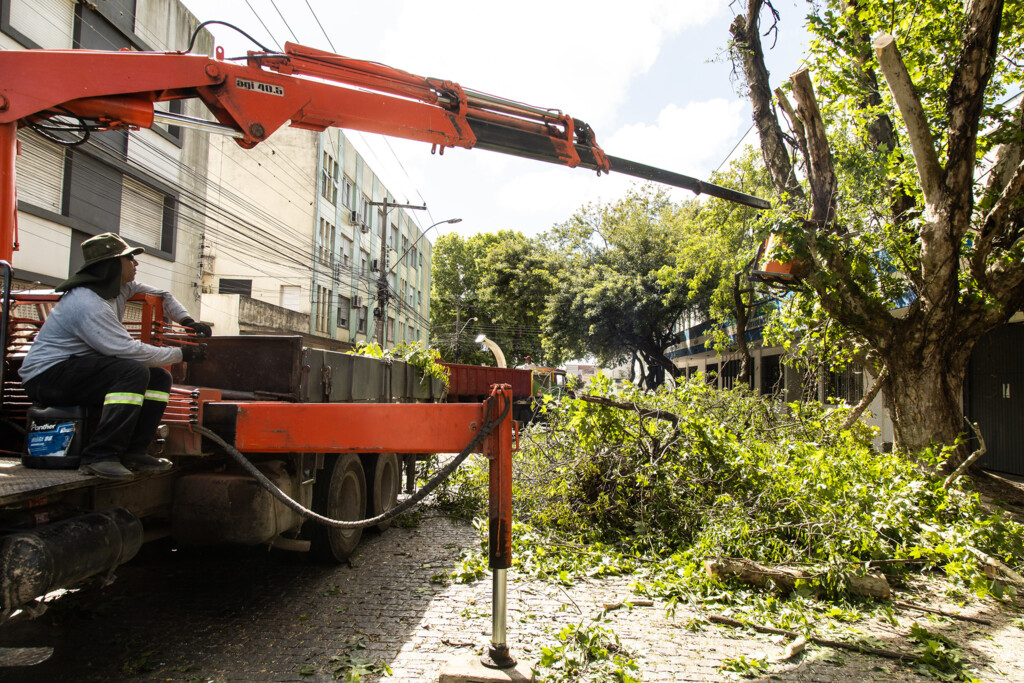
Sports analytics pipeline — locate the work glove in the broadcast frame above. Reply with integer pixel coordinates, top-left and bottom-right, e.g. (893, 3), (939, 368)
(180, 343), (208, 363)
(181, 318), (213, 337)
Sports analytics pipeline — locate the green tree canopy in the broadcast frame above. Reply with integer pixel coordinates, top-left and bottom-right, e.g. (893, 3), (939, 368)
(430, 230), (558, 367)
(658, 150), (776, 383)
(542, 187), (691, 387)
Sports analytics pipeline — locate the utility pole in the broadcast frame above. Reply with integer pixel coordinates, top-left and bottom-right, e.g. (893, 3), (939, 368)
(369, 196), (426, 348)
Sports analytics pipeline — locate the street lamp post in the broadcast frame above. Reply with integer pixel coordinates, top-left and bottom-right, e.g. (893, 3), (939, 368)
(387, 217), (461, 276)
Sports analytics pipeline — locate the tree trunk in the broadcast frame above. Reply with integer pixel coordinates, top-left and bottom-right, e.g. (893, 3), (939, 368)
(733, 272), (753, 386)
(882, 345), (969, 464)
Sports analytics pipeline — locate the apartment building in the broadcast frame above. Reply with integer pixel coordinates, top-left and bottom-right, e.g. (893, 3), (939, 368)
(3, 0), (433, 350)
(199, 126), (433, 350)
(2, 0), (211, 310)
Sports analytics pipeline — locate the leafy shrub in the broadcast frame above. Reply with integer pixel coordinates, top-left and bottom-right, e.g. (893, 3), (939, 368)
(351, 341), (449, 387)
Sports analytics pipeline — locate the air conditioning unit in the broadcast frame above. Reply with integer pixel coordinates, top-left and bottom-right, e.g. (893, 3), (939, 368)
(360, 222), (370, 234)
(371, 259), (379, 272)
(349, 209), (358, 223)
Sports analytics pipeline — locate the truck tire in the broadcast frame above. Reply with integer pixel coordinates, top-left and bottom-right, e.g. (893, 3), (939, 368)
(309, 453), (366, 563)
(361, 453), (400, 531)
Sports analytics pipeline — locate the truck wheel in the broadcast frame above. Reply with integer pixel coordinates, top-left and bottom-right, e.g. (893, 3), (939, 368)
(309, 453), (366, 563)
(361, 453), (400, 531)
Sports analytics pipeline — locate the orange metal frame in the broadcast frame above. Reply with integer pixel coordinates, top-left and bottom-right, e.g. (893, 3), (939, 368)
(233, 401), (497, 453)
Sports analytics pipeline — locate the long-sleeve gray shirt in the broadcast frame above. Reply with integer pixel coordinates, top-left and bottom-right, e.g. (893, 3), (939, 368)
(18, 282), (190, 383)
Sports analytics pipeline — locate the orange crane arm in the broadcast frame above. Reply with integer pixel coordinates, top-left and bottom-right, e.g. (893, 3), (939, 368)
(0, 42), (769, 260)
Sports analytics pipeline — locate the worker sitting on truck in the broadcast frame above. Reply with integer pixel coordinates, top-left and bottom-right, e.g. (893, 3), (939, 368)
(18, 233), (211, 481)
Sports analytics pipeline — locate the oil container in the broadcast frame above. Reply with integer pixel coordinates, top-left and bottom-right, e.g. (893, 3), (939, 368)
(21, 405), (86, 470)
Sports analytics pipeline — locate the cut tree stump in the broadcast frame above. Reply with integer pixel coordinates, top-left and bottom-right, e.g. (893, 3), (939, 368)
(704, 557), (891, 598)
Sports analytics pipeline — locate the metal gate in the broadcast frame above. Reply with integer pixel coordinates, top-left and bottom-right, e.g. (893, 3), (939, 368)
(967, 323), (1024, 476)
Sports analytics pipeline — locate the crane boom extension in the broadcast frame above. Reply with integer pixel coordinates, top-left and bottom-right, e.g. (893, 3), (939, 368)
(0, 42), (768, 261)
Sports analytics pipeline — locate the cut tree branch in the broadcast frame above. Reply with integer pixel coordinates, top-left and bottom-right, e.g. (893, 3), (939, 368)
(872, 33), (943, 207)
(790, 69), (838, 224)
(569, 392), (680, 426)
(706, 614), (914, 662)
(944, 420), (986, 489)
(704, 557), (891, 598)
(730, 6), (804, 202)
(840, 364), (888, 431)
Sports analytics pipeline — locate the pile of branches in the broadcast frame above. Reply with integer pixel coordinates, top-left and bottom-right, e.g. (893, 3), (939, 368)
(497, 376), (1024, 600)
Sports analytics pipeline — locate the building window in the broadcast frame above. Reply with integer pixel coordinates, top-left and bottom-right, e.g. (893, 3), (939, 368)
(337, 295), (350, 328)
(387, 317), (395, 345)
(761, 354), (784, 396)
(120, 176), (165, 250)
(280, 284), (301, 311)
(720, 359), (754, 390)
(15, 129), (64, 213)
(357, 306), (367, 334)
(7, 0), (75, 49)
(315, 285), (331, 333)
(342, 176), (355, 208)
(361, 196), (371, 226)
(339, 235), (353, 271)
(360, 250), (370, 276)
(321, 151), (339, 205)
(317, 218), (335, 270)
(218, 279), (252, 296)
(826, 365), (864, 405)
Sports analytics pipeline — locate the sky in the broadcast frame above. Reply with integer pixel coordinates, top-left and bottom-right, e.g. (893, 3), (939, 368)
(180, 0), (809, 240)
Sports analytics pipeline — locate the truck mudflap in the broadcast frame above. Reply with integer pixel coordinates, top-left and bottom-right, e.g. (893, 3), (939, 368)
(0, 507), (142, 618)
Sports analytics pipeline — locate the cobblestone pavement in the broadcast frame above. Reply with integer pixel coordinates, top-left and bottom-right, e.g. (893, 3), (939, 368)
(0, 513), (1021, 682)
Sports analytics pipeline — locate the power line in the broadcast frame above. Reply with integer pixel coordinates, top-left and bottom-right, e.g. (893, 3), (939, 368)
(245, 0), (282, 51)
(305, 0), (337, 52)
(270, 0), (300, 44)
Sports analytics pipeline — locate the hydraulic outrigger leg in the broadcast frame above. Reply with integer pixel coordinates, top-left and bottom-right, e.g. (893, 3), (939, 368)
(483, 385), (516, 669)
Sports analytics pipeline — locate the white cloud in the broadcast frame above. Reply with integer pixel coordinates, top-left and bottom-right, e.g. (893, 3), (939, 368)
(378, 0), (728, 128)
(604, 98), (748, 174)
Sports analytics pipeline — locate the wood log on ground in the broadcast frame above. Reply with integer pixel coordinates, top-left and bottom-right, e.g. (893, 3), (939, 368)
(704, 557), (891, 598)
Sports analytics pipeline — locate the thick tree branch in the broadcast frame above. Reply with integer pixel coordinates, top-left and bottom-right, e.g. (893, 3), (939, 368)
(982, 97), (1024, 207)
(774, 86), (809, 173)
(790, 69), (838, 224)
(975, 159), (1024, 299)
(872, 33), (943, 207)
(945, 0), (1005, 226)
(730, 7), (804, 202)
